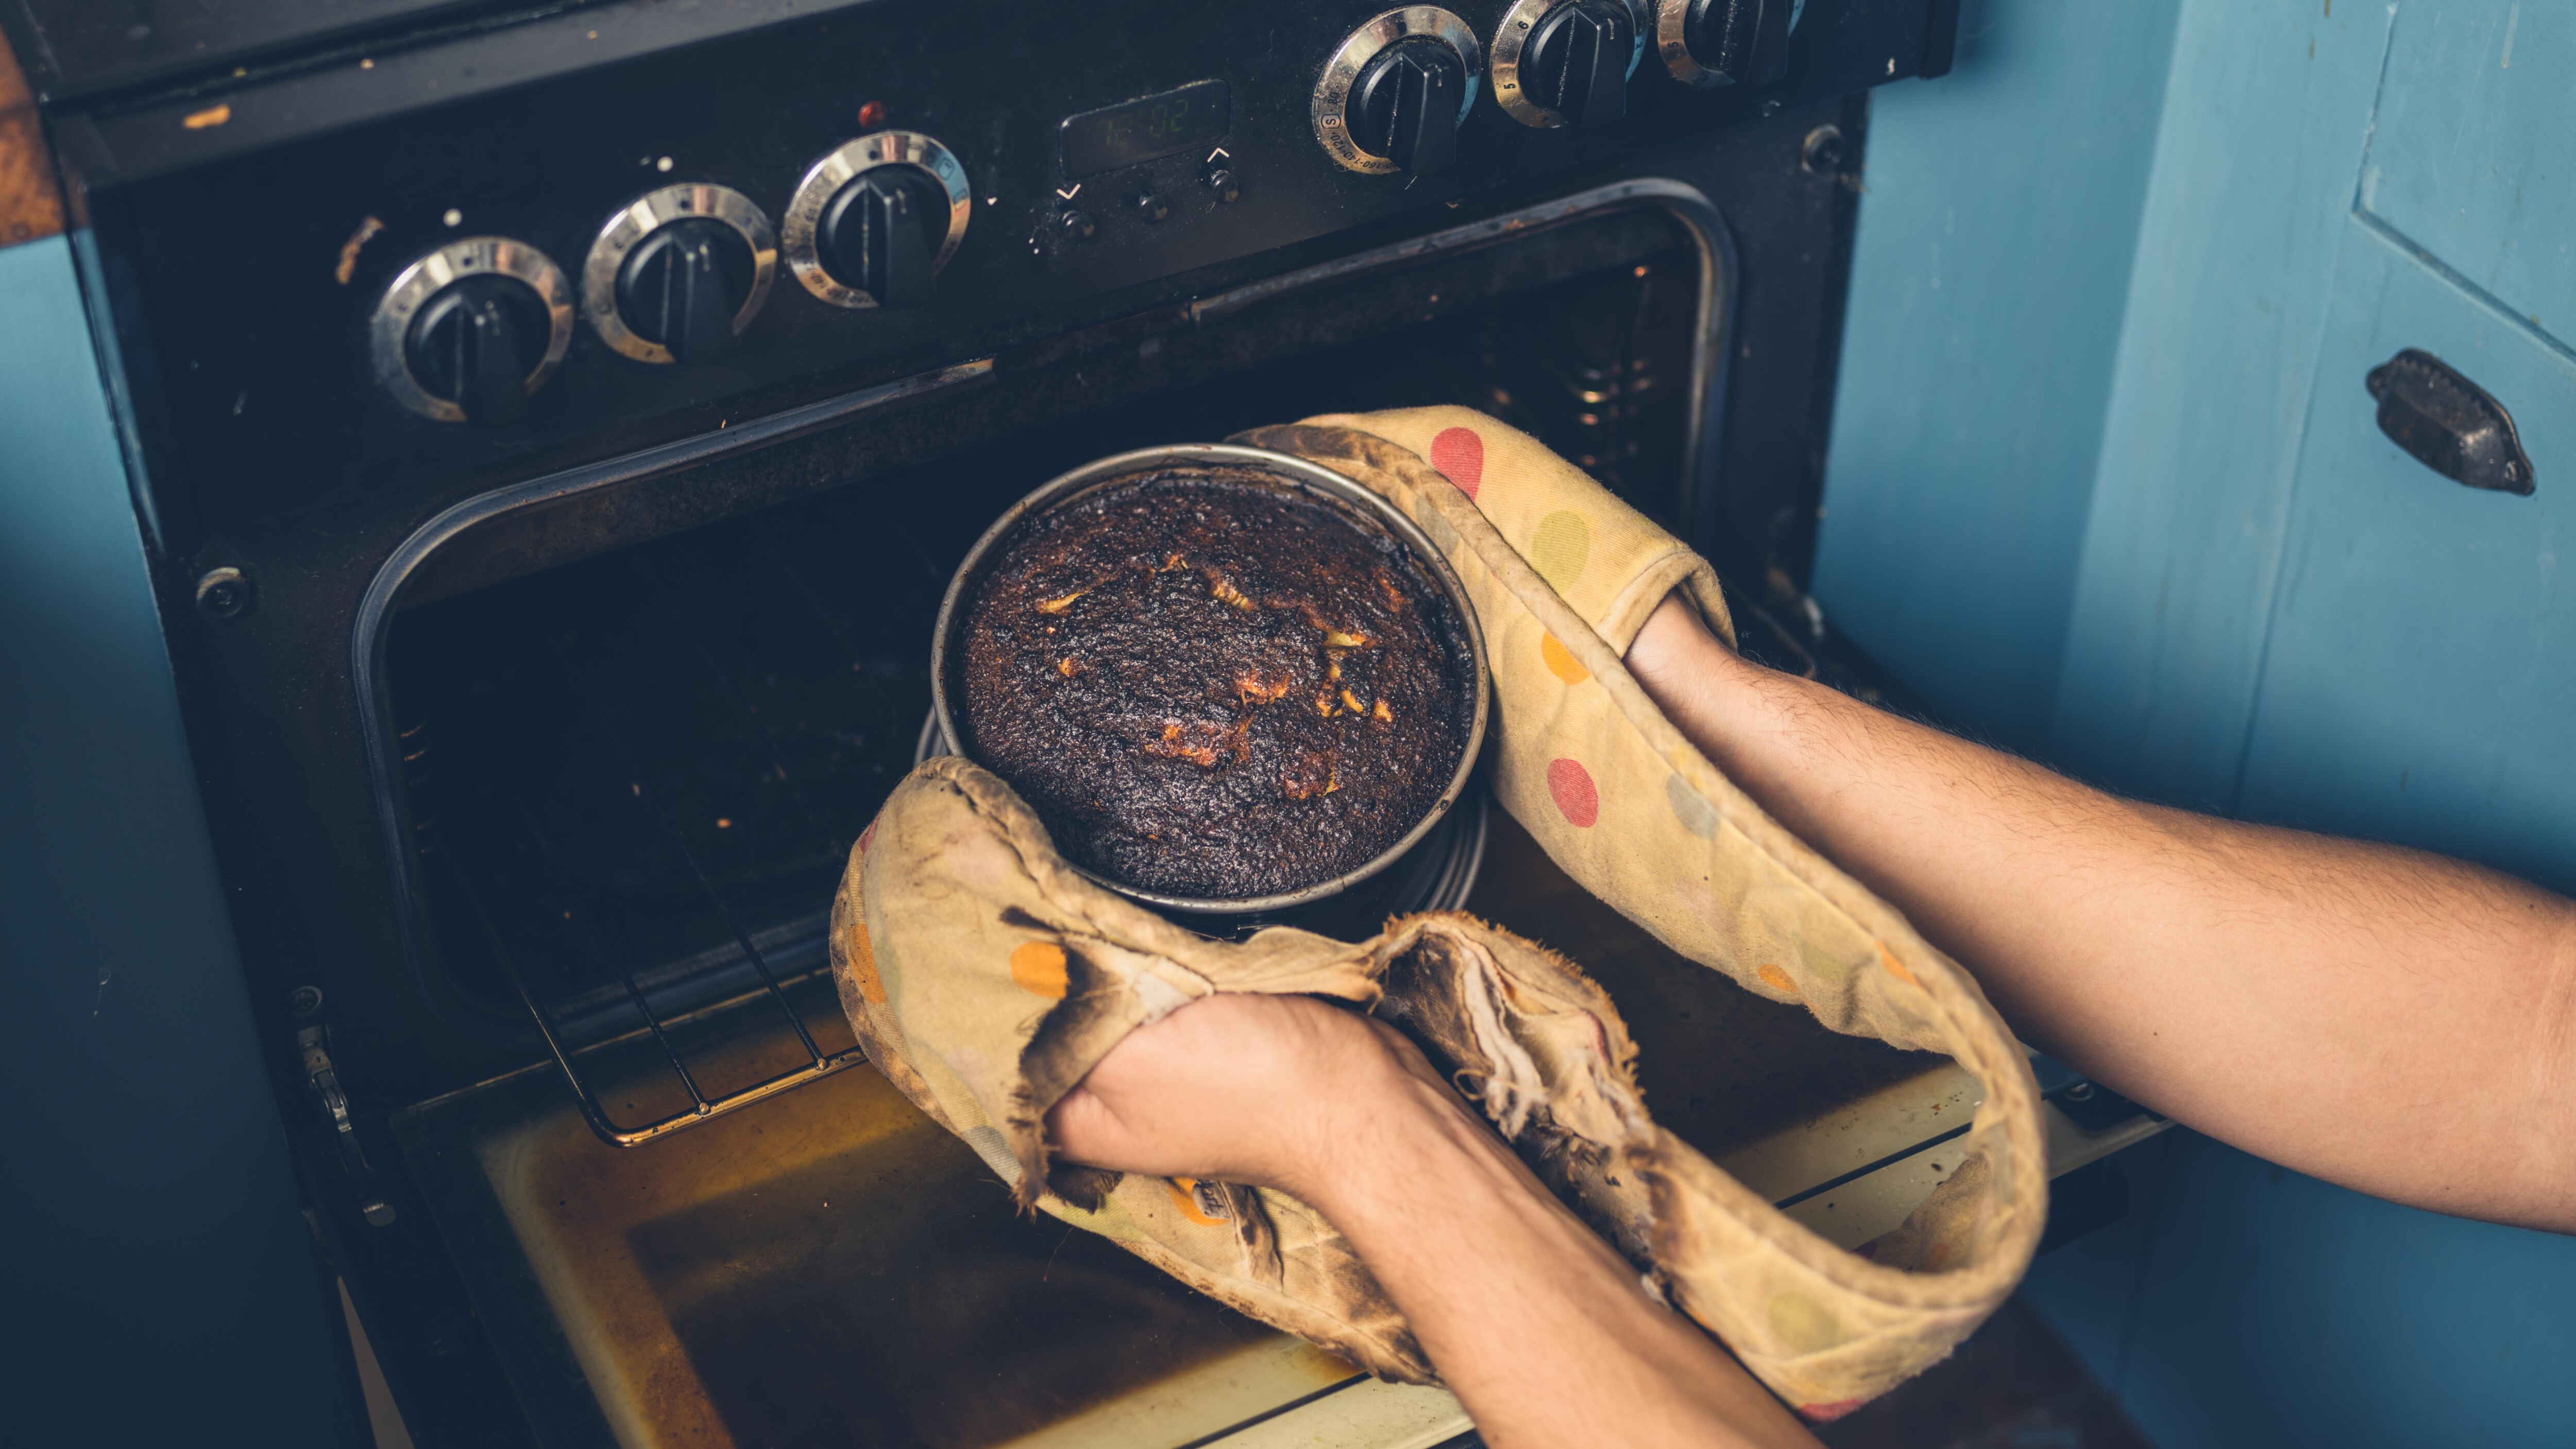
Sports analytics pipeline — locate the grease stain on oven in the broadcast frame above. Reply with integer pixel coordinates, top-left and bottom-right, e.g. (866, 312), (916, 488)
(494, 1057), (1331, 1447)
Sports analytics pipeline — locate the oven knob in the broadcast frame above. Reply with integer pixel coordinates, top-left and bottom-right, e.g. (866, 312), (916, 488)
(584, 184), (777, 366)
(1656, 0), (1798, 89)
(821, 171), (947, 305)
(621, 221), (755, 362)
(783, 131), (972, 310)
(369, 238), (574, 425)
(1496, 0), (1638, 128)
(1353, 38), (1468, 175)
(1313, 9), (1484, 177)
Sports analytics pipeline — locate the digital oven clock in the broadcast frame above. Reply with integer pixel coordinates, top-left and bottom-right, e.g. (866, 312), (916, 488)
(1059, 79), (1232, 179)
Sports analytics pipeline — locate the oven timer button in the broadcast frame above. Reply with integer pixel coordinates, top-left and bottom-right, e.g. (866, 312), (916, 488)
(783, 130), (972, 310)
(369, 237), (575, 425)
(583, 183), (777, 366)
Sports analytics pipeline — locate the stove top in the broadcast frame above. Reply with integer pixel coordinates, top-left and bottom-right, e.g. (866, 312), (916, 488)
(0, 0), (590, 102)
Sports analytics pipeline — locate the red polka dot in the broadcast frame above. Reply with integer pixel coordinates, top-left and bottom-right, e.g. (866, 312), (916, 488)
(1799, 1401), (1864, 1423)
(1429, 426), (1484, 498)
(1546, 757), (1599, 827)
(857, 817), (879, 854)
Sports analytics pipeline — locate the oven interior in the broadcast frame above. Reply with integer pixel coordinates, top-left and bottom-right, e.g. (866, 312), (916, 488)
(387, 209), (1711, 1099)
(381, 209), (1934, 1449)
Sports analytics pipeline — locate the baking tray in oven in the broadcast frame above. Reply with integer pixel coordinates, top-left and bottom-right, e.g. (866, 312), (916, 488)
(393, 981), (1413, 1449)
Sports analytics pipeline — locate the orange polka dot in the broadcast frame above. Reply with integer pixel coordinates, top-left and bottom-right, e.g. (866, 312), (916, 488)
(1756, 963), (1799, 998)
(1546, 757), (1599, 827)
(1429, 426), (1484, 497)
(1539, 632), (1590, 684)
(1166, 1177), (1226, 1226)
(1010, 940), (1069, 998)
(843, 916), (886, 1004)
(1875, 941), (1917, 986)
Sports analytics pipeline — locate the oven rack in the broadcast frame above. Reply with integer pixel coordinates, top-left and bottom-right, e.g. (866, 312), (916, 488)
(442, 823), (865, 1148)
(420, 687), (876, 1149)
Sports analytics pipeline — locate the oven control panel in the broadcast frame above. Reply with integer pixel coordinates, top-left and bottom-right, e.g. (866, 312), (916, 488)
(54, 0), (1953, 544)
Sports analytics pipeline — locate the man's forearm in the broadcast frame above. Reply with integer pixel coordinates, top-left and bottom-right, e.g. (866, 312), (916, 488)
(1293, 1063), (1817, 1449)
(1629, 597), (2576, 1231)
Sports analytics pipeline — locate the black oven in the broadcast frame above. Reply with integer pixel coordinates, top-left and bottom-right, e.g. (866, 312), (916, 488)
(14, 1), (1969, 1443)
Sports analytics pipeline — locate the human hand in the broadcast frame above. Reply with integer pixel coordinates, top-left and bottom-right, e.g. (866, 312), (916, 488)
(1628, 584), (1744, 669)
(1625, 589), (1760, 730)
(1053, 968), (1827, 1449)
(1043, 992), (1437, 1201)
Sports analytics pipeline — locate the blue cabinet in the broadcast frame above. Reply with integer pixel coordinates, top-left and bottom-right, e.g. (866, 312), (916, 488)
(2238, 2), (2576, 891)
(1825, 2), (2576, 1445)
(0, 237), (365, 1447)
(2242, 238), (2574, 889)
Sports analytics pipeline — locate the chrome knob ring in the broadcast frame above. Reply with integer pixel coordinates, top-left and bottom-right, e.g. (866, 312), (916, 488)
(781, 130), (972, 309)
(368, 237), (574, 424)
(581, 183), (777, 364)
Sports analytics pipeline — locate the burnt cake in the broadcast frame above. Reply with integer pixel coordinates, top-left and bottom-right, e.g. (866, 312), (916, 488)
(956, 467), (1474, 900)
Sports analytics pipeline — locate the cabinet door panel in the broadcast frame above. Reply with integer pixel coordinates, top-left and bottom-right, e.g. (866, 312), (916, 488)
(2359, 1), (2576, 349)
(2239, 226), (2574, 891)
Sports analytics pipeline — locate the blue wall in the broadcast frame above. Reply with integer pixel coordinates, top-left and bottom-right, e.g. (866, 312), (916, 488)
(1812, 0), (2181, 752)
(0, 237), (364, 1446)
(2046, 0), (2404, 807)
(1824, 1), (2576, 1444)
(2034, 1129), (2576, 1447)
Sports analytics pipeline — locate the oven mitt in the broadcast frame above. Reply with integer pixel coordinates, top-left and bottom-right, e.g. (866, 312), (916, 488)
(836, 745), (2037, 1416)
(1228, 408), (2048, 1418)
(834, 754), (1436, 1383)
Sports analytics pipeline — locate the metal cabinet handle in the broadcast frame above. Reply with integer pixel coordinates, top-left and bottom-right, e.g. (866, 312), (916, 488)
(2366, 348), (2536, 496)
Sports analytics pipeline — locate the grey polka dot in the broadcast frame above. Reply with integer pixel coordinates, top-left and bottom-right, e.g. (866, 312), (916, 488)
(1418, 504), (1460, 554)
(964, 1124), (1023, 1185)
(1665, 774), (1718, 837)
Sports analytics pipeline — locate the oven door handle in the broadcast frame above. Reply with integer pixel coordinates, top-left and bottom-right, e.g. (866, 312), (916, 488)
(297, 1024), (397, 1225)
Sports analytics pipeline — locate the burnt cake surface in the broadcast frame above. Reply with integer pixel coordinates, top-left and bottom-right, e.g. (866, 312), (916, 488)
(958, 468), (1473, 900)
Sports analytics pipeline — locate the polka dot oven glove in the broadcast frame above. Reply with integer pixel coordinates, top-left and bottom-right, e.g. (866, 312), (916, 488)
(1236, 409), (2049, 1415)
(832, 410), (2048, 1416)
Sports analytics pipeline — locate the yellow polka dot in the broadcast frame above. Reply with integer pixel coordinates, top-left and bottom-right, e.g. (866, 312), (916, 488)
(1756, 963), (1799, 998)
(1531, 510), (1591, 593)
(1539, 632), (1590, 684)
(1875, 941), (1917, 986)
(1010, 940), (1069, 998)
(1799, 938), (1860, 981)
(1166, 1177), (1226, 1226)
(843, 916), (886, 1004)
(1768, 1292), (1846, 1354)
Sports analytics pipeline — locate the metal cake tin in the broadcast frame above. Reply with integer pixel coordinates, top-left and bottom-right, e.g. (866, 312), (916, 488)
(929, 443), (1492, 915)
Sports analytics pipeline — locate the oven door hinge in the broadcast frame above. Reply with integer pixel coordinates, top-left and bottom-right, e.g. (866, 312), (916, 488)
(298, 1024), (398, 1227)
